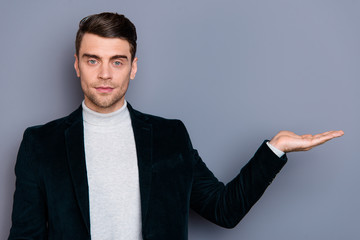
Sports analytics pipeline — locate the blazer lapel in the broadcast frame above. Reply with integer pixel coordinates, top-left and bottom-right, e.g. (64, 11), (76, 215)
(64, 107), (90, 234)
(128, 104), (153, 228)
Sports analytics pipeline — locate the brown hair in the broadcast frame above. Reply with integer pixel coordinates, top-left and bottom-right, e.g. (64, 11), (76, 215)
(75, 12), (137, 60)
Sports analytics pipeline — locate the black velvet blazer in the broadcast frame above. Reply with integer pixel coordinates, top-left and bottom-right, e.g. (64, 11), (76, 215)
(9, 103), (286, 240)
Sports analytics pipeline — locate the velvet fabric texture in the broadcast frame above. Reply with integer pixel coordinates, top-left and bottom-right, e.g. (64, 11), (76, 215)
(9, 103), (287, 240)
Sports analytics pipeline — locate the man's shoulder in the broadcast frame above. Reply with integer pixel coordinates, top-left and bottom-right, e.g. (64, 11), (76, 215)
(129, 104), (193, 149)
(24, 105), (82, 138)
(128, 104), (186, 130)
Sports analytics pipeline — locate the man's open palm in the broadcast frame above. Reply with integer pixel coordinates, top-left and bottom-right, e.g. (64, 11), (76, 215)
(269, 130), (344, 153)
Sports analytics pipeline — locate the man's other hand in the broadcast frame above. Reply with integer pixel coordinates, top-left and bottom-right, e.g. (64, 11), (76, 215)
(269, 130), (344, 153)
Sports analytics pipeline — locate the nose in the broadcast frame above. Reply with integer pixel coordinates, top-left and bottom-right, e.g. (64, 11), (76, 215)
(98, 63), (112, 80)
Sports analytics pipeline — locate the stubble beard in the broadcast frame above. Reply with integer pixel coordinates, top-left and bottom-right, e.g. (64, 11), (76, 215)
(84, 87), (126, 110)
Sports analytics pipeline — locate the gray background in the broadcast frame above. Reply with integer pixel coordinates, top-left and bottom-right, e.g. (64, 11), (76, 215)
(1, 0), (359, 239)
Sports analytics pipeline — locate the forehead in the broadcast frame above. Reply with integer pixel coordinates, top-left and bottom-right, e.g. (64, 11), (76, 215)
(79, 33), (131, 57)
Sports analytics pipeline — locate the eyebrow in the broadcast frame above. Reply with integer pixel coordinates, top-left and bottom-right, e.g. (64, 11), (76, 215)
(110, 55), (128, 61)
(82, 53), (128, 61)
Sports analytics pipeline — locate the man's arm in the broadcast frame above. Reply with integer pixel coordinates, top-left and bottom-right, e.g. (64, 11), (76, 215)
(8, 129), (48, 240)
(189, 129), (343, 228)
(190, 141), (287, 228)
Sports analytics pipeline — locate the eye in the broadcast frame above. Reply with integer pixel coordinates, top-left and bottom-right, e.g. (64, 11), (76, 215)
(113, 61), (122, 66)
(88, 59), (97, 65)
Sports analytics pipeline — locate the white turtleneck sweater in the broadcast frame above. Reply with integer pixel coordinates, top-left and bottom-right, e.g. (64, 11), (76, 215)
(82, 100), (142, 240)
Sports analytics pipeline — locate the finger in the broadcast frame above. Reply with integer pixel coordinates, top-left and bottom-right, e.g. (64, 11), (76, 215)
(312, 131), (332, 138)
(313, 130), (344, 139)
(307, 131), (343, 148)
(331, 130), (344, 137)
(309, 137), (333, 147)
(301, 134), (313, 139)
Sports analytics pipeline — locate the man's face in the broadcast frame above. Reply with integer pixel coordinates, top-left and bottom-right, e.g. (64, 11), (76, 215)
(74, 33), (137, 113)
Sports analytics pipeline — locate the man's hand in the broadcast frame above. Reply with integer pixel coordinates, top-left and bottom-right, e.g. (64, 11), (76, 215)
(269, 130), (344, 153)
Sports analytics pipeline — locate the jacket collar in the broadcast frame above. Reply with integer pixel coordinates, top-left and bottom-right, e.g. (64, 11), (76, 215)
(127, 103), (153, 229)
(64, 106), (90, 233)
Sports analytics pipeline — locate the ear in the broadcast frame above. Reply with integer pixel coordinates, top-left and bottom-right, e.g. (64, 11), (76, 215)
(130, 57), (138, 80)
(74, 54), (80, 77)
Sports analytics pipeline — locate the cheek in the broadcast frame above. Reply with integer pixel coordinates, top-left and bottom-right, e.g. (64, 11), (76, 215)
(79, 79), (88, 92)
(80, 75), (94, 90)
(79, 71), (95, 85)
(79, 64), (97, 78)
(120, 78), (131, 89)
(113, 71), (131, 85)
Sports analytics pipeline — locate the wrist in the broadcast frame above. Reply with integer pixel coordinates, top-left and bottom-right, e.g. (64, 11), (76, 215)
(266, 141), (285, 157)
(269, 137), (286, 152)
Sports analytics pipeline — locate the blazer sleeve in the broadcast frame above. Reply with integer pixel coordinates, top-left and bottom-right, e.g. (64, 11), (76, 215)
(8, 128), (48, 240)
(188, 130), (287, 228)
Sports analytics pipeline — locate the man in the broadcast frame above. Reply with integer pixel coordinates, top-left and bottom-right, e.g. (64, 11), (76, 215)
(8, 12), (343, 240)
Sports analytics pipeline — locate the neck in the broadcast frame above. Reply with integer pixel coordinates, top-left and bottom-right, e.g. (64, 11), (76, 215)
(82, 100), (129, 127)
(83, 98), (125, 114)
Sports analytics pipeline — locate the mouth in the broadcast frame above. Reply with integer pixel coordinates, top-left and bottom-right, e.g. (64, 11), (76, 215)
(95, 86), (114, 93)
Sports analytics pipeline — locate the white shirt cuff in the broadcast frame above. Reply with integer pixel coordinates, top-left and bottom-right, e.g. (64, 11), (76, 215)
(266, 141), (285, 158)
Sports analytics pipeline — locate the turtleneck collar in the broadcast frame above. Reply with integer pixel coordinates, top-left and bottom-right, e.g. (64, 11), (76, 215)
(82, 100), (130, 127)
